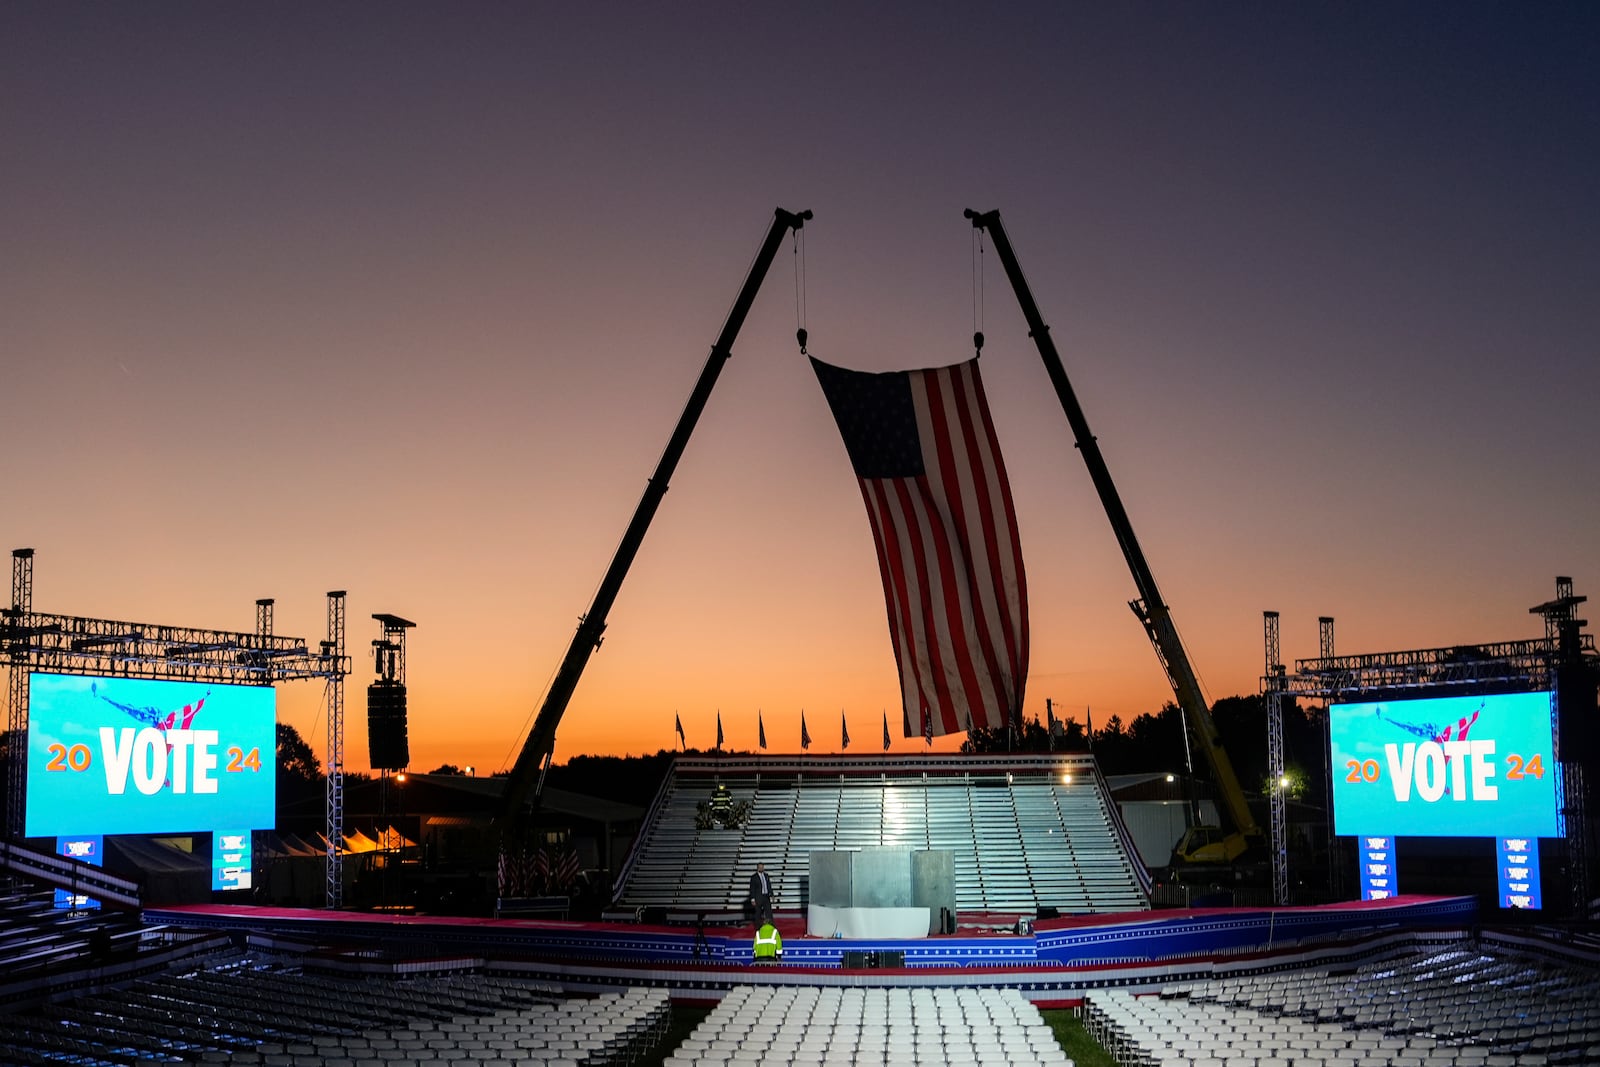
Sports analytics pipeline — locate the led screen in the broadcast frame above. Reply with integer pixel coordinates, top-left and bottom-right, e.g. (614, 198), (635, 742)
(1497, 836), (1541, 911)
(213, 830), (253, 892)
(1357, 836), (1396, 901)
(26, 673), (275, 838)
(1330, 691), (1558, 839)
(55, 834), (104, 910)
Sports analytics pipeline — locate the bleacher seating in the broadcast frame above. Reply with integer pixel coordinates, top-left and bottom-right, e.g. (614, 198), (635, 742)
(666, 985), (1071, 1066)
(1083, 944), (1600, 1066)
(0, 951), (670, 1066)
(614, 753), (1149, 917)
(0, 884), (152, 985)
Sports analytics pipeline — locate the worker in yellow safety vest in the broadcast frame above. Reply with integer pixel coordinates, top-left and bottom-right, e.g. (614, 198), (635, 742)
(753, 921), (782, 963)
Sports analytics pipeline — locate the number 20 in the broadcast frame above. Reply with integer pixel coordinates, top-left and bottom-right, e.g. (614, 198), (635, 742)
(45, 743), (92, 772)
(1345, 758), (1380, 783)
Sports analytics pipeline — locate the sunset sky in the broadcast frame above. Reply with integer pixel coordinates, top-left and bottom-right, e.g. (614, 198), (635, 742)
(5, 5), (1596, 775)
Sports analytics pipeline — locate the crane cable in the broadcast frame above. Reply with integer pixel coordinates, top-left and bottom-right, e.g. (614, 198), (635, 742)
(972, 228), (986, 357)
(793, 226), (808, 354)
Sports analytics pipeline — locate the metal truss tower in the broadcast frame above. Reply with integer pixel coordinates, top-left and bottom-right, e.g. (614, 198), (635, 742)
(372, 613), (415, 687)
(1532, 577), (1589, 912)
(1, 550), (350, 893)
(6, 549), (35, 839)
(1318, 616), (1339, 899)
(1263, 611), (1287, 904)
(1281, 581), (1596, 916)
(325, 591), (347, 910)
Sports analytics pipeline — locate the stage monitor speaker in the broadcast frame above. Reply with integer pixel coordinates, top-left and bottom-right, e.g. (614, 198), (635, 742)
(366, 681), (410, 770)
(842, 950), (904, 969)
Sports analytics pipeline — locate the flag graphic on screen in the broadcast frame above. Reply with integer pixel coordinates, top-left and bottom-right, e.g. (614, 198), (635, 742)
(811, 355), (1029, 738)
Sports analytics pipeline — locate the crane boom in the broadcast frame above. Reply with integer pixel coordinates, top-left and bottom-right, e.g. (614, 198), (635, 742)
(964, 209), (1259, 842)
(497, 208), (812, 824)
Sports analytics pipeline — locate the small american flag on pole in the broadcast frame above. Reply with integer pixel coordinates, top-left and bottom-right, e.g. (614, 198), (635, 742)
(811, 355), (1029, 739)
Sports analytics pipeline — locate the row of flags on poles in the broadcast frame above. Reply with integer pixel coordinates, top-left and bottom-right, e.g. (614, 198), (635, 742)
(673, 701), (1099, 753)
(665, 703), (1100, 755)
(674, 709), (915, 752)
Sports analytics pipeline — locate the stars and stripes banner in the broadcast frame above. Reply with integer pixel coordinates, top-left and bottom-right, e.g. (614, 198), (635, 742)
(811, 355), (1029, 739)
(800, 710), (811, 750)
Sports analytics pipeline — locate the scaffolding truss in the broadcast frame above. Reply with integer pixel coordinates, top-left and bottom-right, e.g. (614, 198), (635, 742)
(3, 549), (351, 906)
(1283, 637), (1586, 698)
(1266, 578), (1598, 912)
(1262, 611), (1287, 905)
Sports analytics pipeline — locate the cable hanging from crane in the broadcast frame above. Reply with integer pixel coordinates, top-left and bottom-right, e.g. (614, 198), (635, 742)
(971, 225), (986, 357)
(793, 224), (808, 354)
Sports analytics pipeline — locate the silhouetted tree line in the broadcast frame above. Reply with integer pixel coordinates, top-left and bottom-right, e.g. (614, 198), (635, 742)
(541, 749), (699, 809)
(961, 695), (1330, 804)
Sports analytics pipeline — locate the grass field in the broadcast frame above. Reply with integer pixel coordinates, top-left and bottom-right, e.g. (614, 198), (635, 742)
(1041, 1008), (1117, 1066)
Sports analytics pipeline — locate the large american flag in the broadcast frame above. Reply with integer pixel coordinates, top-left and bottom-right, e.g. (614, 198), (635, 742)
(811, 355), (1029, 738)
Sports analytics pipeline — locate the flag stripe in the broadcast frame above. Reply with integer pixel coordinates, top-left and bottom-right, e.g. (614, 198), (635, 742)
(869, 477), (951, 733)
(944, 363), (1019, 713)
(970, 362), (1030, 684)
(903, 472), (984, 731)
(919, 367), (1011, 726)
(887, 477), (964, 734)
(860, 480), (923, 732)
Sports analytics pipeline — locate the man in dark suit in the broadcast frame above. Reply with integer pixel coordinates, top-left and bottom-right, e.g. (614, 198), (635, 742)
(748, 862), (773, 925)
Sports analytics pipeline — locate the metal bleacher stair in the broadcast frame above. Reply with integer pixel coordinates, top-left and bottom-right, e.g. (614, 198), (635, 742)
(611, 753), (1150, 918)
